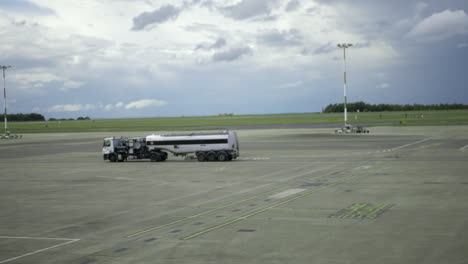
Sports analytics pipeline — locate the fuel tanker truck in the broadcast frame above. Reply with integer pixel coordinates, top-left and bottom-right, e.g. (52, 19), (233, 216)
(102, 131), (239, 162)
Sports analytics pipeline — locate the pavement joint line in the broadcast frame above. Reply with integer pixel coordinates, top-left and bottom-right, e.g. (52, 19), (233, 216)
(126, 186), (290, 238)
(173, 215), (243, 220)
(389, 138), (431, 152)
(125, 163), (317, 238)
(127, 161), (369, 238)
(0, 237), (79, 264)
(182, 167), (375, 240)
(0, 236), (78, 241)
(126, 162), (366, 238)
(143, 163), (312, 209)
(253, 163), (312, 181)
(278, 164), (338, 182)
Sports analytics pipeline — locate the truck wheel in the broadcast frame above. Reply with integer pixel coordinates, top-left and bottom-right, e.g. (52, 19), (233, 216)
(109, 153), (117, 162)
(197, 152), (206, 162)
(150, 152), (160, 162)
(161, 152), (168, 161)
(207, 152), (216, 162)
(217, 152), (228, 162)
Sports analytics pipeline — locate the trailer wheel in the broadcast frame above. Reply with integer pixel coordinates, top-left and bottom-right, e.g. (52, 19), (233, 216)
(207, 152), (216, 162)
(197, 152), (206, 162)
(161, 152), (168, 161)
(150, 152), (161, 162)
(217, 151), (228, 162)
(109, 153), (117, 162)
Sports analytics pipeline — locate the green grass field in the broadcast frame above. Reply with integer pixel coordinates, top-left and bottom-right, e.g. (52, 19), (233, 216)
(2, 110), (468, 133)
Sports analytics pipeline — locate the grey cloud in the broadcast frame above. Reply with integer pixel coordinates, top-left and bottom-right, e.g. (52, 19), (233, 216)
(183, 23), (222, 34)
(212, 47), (252, 62)
(257, 29), (302, 47)
(313, 43), (335, 55)
(406, 9), (468, 42)
(0, 0), (55, 15)
(303, 42), (371, 56)
(211, 38), (227, 49)
(285, 0), (300, 12)
(196, 38), (227, 50)
(132, 4), (181, 30)
(252, 14), (279, 22)
(354, 42), (371, 48)
(221, 0), (277, 20)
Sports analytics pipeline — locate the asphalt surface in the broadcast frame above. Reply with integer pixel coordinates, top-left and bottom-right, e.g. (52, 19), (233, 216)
(1, 126), (467, 264)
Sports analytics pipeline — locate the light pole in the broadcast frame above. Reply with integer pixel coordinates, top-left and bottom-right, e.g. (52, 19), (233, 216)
(337, 43), (352, 126)
(1, 65), (11, 135)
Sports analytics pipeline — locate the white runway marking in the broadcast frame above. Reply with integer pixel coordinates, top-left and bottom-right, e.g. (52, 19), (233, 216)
(268, 188), (306, 199)
(389, 138), (431, 151)
(377, 138), (432, 153)
(96, 176), (133, 180)
(0, 236), (79, 264)
(238, 157), (271, 161)
(459, 145), (468, 152)
(355, 165), (372, 170)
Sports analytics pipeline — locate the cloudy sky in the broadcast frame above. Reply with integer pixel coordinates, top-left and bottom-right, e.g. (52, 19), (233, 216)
(0, 0), (467, 118)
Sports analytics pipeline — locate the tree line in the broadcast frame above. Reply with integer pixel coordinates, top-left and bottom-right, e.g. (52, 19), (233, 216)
(49, 117), (91, 121)
(4, 113), (45, 121)
(3, 114), (92, 122)
(323, 102), (468, 113)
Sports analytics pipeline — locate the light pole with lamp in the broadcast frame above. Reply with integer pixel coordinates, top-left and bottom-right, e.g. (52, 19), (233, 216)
(1, 65), (11, 135)
(337, 43), (352, 127)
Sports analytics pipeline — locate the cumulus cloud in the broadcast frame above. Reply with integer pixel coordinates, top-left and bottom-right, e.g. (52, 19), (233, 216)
(221, 0), (277, 20)
(212, 46), (252, 62)
(132, 4), (181, 30)
(124, 99), (168, 109)
(48, 99), (167, 113)
(48, 104), (96, 112)
(103, 100), (167, 111)
(60, 80), (85, 91)
(4, 1), (468, 117)
(103, 102), (125, 111)
(14, 70), (85, 93)
(14, 72), (62, 90)
(407, 9), (468, 42)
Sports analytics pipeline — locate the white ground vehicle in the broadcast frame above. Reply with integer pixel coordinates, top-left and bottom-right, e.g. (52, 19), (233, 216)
(335, 125), (370, 134)
(0, 131), (22, 139)
(102, 131), (239, 162)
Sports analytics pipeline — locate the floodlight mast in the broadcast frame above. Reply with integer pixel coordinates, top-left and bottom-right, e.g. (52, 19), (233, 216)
(337, 43), (352, 126)
(1, 65), (11, 134)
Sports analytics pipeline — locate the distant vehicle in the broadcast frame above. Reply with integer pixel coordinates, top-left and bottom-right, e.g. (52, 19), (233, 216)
(335, 125), (370, 134)
(0, 131), (22, 139)
(353, 126), (370, 133)
(102, 131), (239, 162)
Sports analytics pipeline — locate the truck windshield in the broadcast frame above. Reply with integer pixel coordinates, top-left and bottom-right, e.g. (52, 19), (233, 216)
(103, 140), (111, 147)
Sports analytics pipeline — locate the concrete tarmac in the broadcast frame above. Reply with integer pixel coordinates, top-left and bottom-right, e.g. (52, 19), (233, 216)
(1, 126), (468, 264)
